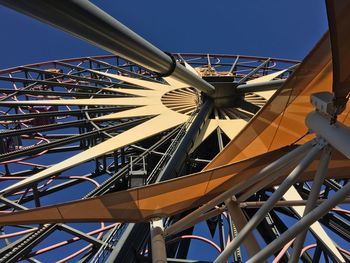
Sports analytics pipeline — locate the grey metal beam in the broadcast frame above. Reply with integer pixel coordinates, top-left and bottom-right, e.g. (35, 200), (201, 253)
(0, 106), (126, 121)
(236, 79), (285, 93)
(20, 66), (121, 86)
(155, 99), (213, 182)
(55, 60), (158, 86)
(0, 224), (56, 263)
(0, 196), (108, 260)
(167, 259), (207, 263)
(0, 119), (86, 137)
(0, 0), (215, 96)
(306, 111), (350, 158)
(0, 233), (34, 259)
(106, 223), (149, 263)
(85, 126), (181, 198)
(108, 100), (213, 262)
(0, 118), (146, 162)
(237, 58), (271, 84)
(87, 57), (163, 83)
(246, 180), (350, 263)
(214, 144), (321, 263)
(229, 55), (240, 73)
(0, 75), (109, 92)
(165, 141), (314, 238)
(58, 224), (110, 249)
(0, 88), (122, 98)
(150, 219), (167, 263)
(289, 147), (331, 262)
(319, 213), (350, 242)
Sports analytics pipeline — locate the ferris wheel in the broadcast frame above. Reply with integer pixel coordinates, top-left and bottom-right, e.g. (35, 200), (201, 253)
(0, 1), (349, 263)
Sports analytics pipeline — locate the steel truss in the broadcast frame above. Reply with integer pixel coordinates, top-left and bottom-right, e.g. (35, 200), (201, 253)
(0, 53), (329, 262)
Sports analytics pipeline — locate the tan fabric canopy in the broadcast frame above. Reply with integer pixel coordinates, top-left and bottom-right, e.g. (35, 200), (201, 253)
(206, 32), (350, 169)
(0, 146), (349, 226)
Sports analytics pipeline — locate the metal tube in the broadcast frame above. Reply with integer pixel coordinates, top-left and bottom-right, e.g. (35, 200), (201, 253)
(239, 198), (350, 208)
(237, 154), (304, 201)
(306, 111), (350, 158)
(155, 99), (213, 182)
(150, 219), (167, 263)
(247, 180), (350, 263)
(108, 100), (213, 261)
(214, 145), (321, 263)
(171, 207), (225, 234)
(236, 79), (285, 93)
(225, 198), (261, 258)
(164, 140), (314, 237)
(289, 147), (332, 262)
(0, 0), (215, 95)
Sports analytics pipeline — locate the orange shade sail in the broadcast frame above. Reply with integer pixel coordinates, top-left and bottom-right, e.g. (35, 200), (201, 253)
(0, 146), (349, 226)
(206, 31), (350, 169)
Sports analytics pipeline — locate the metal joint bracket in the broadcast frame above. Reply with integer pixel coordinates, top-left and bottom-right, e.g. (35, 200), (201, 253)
(150, 218), (167, 263)
(314, 136), (328, 149)
(158, 52), (177, 77)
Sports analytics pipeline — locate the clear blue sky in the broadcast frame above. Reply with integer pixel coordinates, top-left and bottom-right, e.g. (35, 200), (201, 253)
(0, 0), (328, 70)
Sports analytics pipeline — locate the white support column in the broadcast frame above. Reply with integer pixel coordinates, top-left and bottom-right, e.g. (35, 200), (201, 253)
(164, 140), (314, 237)
(246, 180), (350, 263)
(214, 144), (321, 263)
(289, 146), (339, 262)
(306, 111), (350, 158)
(225, 197), (262, 259)
(150, 219), (167, 263)
(237, 154), (303, 202)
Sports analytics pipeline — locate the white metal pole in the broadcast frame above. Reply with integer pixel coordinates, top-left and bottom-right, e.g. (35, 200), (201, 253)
(246, 180), (350, 263)
(225, 197), (262, 259)
(237, 154), (304, 202)
(214, 145), (321, 263)
(150, 219), (167, 263)
(306, 111), (350, 158)
(289, 146), (332, 262)
(164, 140), (314, 237)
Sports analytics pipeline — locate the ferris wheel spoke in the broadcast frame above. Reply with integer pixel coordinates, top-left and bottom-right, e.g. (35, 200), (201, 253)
(90, 70), (174, 91)
(0, 119), (86, 137)
(245, 69), (286, 84)
(282, 186), (345, 262)
(0, 88), (121, 98)
(0, 106), (126, 121)
(0, 75), (108, 93)
(1, 113), (188, 195)
(236, 100), (260, 114)
(190, 119), (219, 153)
(0, 97), (153, 106)
(92, 105), (166, 121)
(19, 66), (120, 87)
(218, 119), (248, 140)
(102, 87), (164, 97)
(86, 58), (167, 85)
(163, 76), (188, 88)
(0, 118), (146, 162)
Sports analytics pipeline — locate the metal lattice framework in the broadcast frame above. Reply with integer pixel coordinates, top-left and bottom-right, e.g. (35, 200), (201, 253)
(0, 54), (299, 262)
(0, 1), (349, 263)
